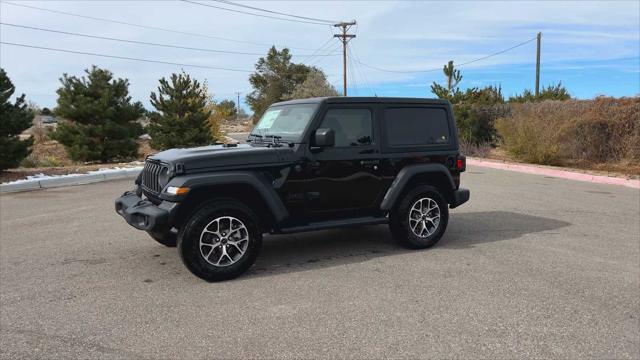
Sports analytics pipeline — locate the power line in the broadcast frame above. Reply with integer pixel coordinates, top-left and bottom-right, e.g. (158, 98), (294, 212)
(0, 22), (339, 57)
(0, 1), (316, 51)
(212, 0), (337, 24)
(457, 37), (538, 67)
(352, 36), (538, 74)
(348, 44), (373, 93)
(305, 39), (340, 67)
(309, 42), (342, 69)
(0, 41), (253, 72)
(1, 41), (336, 76)
(181, 0), (332, 26)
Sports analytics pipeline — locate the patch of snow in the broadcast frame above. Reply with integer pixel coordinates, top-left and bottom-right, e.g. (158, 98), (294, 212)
(2, 166), (143, 185)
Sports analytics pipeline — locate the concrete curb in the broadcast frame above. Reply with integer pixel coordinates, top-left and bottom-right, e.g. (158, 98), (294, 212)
(468, 158), (640, 189)
(0, 167), (142, 194)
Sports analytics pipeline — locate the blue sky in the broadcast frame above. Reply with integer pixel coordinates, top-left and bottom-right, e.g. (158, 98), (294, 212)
(1, 0), (638, 112)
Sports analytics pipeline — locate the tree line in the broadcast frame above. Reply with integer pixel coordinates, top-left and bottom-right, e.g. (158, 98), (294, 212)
(1, 47), (571, 171)
(0, 46), (338, 170)
(429, 60), (571, 145)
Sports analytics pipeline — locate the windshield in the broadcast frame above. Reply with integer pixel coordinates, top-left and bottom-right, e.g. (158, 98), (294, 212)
(251, 103), (318, 142)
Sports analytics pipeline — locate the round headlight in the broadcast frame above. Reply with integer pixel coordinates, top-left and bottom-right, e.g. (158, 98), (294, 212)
(158, 167), (171, 188)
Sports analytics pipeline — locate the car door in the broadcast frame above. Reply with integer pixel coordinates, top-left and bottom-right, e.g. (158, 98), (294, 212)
(304, 105), (383, 221)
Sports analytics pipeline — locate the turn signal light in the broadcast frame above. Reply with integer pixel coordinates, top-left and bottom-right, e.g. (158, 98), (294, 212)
(166, 186), (189, 195)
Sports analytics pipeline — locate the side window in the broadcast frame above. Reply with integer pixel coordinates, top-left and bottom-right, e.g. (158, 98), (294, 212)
(320, 108), (373, 147)
(384, 107), (450, 147)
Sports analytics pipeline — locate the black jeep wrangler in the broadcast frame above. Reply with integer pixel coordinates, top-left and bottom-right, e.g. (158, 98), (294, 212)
(116, 97), (469, 281)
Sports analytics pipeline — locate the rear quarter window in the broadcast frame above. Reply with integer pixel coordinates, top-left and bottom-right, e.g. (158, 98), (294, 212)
(383, 107), (451, 147)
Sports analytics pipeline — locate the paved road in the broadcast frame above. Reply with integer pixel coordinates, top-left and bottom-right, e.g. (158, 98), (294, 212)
(1, 166), (639, 359)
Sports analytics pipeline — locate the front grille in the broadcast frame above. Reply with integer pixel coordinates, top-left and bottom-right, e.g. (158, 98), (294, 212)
(141, 160), (165, 194)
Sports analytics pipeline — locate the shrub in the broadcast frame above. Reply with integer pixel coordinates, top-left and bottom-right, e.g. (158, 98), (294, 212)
(495, 103), (564, 165)
(459, 140), (492, 158)
(455, 103), (509, 145)
(509, 82), (571, 103)
(496, 98), (640, 166)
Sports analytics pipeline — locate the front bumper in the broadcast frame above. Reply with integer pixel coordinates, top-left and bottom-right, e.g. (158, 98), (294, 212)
(115, 190), (177, 231)
(450, 188), (470, 209)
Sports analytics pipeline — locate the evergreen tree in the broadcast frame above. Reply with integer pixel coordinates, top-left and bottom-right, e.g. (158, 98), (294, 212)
(52, 66), (144, 162)
(430, 60), (463, 100)
(0, 68), (33, 170)
(286, 69), (339, 100)
(246, 47), (312, 120)
(148, 72), (213, 150)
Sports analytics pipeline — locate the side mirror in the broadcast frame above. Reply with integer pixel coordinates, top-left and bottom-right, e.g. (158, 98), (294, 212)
(313, 128), (335, 147)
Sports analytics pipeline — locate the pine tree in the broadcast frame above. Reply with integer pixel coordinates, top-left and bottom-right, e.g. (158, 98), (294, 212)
(246, 47), (312, 121)
(148, 72), (213, 150)
(0, 68), (33, 170)
(430, 60), (463, 100)
(52, 66), (144, 162)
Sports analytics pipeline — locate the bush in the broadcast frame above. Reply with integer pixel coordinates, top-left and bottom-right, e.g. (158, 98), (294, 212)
(455, 103), (509, 145)
(495, 103), (564, 165)
(459, 140), (492, 158)
(496, 98), (640, 166)
(52, 66), (144, 162)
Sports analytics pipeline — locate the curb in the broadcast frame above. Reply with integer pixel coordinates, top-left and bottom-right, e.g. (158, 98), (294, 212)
(468, 158), (640, 189)
(0, 167), (142, 194)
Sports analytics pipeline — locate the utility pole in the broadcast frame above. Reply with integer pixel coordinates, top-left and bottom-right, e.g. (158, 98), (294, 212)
(334, 21), (356, 96)
(535, 32), (541, 97)
(235, 91), (241, 121)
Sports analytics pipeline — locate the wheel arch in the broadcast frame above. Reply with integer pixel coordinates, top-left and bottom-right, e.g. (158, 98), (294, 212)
(380, 163), (456, 211)
(167, 171), (288, 231)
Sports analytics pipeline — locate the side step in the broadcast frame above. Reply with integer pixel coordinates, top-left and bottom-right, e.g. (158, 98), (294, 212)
(278, 216), (388, 234)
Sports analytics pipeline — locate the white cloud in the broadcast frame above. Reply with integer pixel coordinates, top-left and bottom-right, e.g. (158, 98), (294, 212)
(0, 0), (638, 108)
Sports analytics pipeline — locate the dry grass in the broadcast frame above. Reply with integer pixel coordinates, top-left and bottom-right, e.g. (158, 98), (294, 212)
(459, 140), (492, 158)
(495, 97), (640, 172)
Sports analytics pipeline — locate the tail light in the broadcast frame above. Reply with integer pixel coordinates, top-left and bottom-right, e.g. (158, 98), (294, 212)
(456, 155), (466, 172)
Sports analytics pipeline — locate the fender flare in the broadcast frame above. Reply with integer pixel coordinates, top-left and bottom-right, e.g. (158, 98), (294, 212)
(165, 171), (289, 222)
(380, 163), (455, 211)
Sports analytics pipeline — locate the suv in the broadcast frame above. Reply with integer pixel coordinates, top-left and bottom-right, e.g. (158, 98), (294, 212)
(116, 97), (470, 281)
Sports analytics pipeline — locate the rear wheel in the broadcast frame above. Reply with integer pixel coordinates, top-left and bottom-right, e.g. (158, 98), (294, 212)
(177, 200), (262, 281)
(389, 185), (449, 249)
(148, 230), (177, 247)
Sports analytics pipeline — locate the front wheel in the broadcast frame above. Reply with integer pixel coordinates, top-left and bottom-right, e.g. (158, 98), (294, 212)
(389, 185), (449, 249)
(177, 200), (262, 281)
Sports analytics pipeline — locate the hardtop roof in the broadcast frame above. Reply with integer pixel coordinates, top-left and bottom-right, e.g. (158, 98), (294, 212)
(272, 96), (451, 107)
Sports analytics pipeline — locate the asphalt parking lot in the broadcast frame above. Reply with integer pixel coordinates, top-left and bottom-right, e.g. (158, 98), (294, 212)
(1, 166), (639, 359)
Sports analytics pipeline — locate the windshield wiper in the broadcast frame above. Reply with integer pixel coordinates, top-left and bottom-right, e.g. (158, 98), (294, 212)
(264, 134), (293, 147)
(247, 133), (263, 143)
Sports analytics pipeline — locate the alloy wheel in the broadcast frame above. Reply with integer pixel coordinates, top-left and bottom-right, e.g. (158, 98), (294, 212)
(199, 216), (249, 267)
(408, 197), (441, 238)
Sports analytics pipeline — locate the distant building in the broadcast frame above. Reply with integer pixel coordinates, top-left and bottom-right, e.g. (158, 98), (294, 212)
(33, 115), (57, 126)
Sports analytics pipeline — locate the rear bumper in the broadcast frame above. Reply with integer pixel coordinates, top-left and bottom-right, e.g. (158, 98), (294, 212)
(115, 190), (177, 231)
(450, 188), (470, 209)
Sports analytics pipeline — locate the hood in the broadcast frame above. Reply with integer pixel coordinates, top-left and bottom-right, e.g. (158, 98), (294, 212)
(149, 143), (295, 172)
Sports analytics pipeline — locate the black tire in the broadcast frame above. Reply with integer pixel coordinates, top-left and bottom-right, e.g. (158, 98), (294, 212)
(389, 185), (449, 249)
(148, 230), (177, 247)
(177, 199), (262, 282)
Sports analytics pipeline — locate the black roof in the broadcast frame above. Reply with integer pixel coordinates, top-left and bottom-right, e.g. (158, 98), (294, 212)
(273, 96), (450, 106)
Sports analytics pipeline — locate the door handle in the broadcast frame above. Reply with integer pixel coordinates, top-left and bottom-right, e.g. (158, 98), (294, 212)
(360, 160), (380, 170)
(360, 160), (380, 166)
